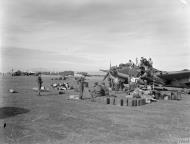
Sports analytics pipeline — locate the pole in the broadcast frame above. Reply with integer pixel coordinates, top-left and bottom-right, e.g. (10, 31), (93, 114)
(152, 69), (155, 90)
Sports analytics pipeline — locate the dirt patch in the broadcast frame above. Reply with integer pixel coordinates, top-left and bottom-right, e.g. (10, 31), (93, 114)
(0, 107), (30, 119)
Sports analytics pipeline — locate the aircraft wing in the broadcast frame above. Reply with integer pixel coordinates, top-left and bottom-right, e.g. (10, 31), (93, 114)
(99, 69), (109, 73)
(158, 70), (190, 81)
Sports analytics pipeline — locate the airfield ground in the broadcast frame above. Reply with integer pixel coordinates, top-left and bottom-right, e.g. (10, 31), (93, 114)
(0, 75), (190, 144)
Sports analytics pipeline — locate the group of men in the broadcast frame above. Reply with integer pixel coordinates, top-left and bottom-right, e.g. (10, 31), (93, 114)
(36, 57), (154, 97)
(36, 73), (109, 99)
(117, 57), (154, 91)
(139, 57), (153, 68)
(129, 57), (153, 68)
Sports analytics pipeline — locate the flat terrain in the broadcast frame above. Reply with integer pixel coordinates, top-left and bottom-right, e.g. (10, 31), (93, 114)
(0, 75), (190, 144)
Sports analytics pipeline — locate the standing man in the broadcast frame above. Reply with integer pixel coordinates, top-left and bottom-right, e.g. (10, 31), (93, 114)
(148, 58), (153, 68)
(108, 77), (112, 89)
(78, 77), (85, 100)
(129, 60), (133, 67)
(37, 73), (43, 96)
(136, 58), (138, 66)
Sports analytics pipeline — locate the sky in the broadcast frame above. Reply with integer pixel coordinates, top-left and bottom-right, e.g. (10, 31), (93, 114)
(1, 0), (190, 72)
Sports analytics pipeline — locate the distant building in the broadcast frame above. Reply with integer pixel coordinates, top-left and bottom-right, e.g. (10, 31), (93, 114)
(59, 71), (74, 76)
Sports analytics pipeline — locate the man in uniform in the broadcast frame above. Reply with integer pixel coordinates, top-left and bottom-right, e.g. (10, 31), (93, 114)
(108, 77), (112, 89)
(136, 57), (139, 66)
(90, 82), (104, 98)
(37, 73), (43, 96)
(148, 58), (153, 67)
(100, 82), (109, 96)
(78, 77), (85, 100)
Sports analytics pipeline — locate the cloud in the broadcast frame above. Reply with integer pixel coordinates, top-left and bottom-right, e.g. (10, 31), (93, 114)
(179, 0), (188, 5)
(1, 0), (190, 72)
(3, 0), (184, 33)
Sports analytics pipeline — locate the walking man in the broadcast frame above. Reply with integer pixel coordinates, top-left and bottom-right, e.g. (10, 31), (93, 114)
(37, 73), (43, 96)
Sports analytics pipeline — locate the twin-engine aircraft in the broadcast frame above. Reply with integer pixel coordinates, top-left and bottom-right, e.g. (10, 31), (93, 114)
(100, 61), (190, 88)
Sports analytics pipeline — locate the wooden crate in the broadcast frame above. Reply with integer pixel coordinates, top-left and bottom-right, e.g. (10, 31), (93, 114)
(137, 98), (142, 106)
(132, 99), (137, 106)
(114, 97), (124, 106)
(127, 98), (133, 107)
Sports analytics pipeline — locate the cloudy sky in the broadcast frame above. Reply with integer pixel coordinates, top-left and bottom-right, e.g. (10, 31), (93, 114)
(1, 0), (190, 72)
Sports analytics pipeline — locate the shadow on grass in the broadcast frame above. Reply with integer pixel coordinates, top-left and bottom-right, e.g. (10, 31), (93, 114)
(0, 107), (30, 119)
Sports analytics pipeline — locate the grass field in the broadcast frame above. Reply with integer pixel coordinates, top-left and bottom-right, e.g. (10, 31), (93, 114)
(0, 75), (190, 144)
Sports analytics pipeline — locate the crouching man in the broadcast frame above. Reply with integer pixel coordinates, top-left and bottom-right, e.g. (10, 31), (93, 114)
(90, 82), (109, 100)
(100, 82), (109, 96)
